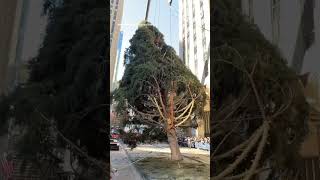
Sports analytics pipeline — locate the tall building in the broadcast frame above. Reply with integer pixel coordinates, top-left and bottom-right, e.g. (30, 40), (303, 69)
(241, 0), (320, 178)
(179, 0), (210, 86)
(110, 0), (124, 91)
(0, 0), (47, 95)
(0, 0), (22, 94)
(179, 0), (210, 137)
(112, 31), (124, 90)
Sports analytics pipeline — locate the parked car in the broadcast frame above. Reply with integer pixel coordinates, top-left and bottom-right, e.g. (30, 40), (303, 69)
(111, 128), (120, 139)
(110, 139), (120, 151)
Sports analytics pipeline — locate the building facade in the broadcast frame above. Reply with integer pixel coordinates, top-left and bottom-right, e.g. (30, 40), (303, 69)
(110, 0), (124, 91)
(241, 0), (320, 178)
(112, 30), (124, 90)
(0, 0), (23, 94)
(0, 0), (47, 95)
(179, 0), (210, 137)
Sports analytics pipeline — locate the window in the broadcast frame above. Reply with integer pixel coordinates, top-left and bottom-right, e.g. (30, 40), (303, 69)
(194, 46), (197, 54)
(194, 58), (198, 74)
(203, 37), (206, 47)
(204, 52), (208, 61)
(201, 11), (204, 19)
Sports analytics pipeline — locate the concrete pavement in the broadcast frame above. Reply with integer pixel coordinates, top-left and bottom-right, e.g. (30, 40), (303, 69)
(110, 142), (144, 180)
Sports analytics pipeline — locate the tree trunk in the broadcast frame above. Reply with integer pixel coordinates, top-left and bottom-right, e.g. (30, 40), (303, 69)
(167, 128), (183, 161)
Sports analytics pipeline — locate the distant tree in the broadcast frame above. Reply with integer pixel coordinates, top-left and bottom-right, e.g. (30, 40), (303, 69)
(114, 21), (206, 161)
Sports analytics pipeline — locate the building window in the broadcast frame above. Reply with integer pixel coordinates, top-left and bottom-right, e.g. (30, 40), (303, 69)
(204, 52), (208, 61)
(201, 11), (204, 19)
(194, 58), (198, 74)
(194, 46), (197, 54)
(202, 24), (205, 31)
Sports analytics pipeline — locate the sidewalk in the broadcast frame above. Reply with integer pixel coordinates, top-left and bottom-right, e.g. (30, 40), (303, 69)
(110, 142), (144, 180)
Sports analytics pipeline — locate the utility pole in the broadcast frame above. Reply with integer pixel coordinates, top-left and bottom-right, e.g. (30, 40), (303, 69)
(145, 0), (152, 21)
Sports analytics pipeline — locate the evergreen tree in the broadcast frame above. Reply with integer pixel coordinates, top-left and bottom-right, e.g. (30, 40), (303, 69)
(212, 0), (309, 179)
(114, 21), (206, 161)
(0, 0), (108, 178)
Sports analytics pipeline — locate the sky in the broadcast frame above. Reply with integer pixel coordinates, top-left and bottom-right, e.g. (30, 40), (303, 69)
(115, 0), (180, 81)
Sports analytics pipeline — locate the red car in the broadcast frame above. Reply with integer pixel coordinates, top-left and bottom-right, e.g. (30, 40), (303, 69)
(111, 128), (120, 139)
(111, 133), (119, 139)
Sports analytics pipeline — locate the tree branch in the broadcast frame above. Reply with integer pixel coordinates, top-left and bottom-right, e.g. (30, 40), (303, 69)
(213, 123), (265, 180)
(244, 121), (270, 180)
(152, 75), (168, 117)
(175, 100), (194, 127)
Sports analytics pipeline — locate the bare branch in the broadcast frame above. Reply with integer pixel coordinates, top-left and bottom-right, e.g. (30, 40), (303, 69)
(213, 123), (265, 180)
(224, 167), (271, 180)
(175, 100), (194, 120)
(35, 109), (107, 173)
(175, 100), (195, 127)
(212, 122), (262, 161)
(243, 121), (270, 180)
(149, 96), (166, 120)
(212, 122), (241, 157)
(152, 75), (168, 117)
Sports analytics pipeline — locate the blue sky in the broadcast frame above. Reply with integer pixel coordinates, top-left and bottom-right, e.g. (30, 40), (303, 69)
(115, 0), (179, 81)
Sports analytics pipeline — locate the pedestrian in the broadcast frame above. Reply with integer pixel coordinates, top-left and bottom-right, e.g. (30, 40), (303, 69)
(187, 137), (191, 148)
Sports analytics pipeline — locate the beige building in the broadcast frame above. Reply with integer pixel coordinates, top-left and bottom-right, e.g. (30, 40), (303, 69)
(0, 0), (22, 94)
(0, 0), (46, 95)
(110, 0), (124, 91)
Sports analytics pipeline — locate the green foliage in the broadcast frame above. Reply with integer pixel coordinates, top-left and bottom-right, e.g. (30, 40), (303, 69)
(213, 0), (309, 176)
(114, 22), (206, 121)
